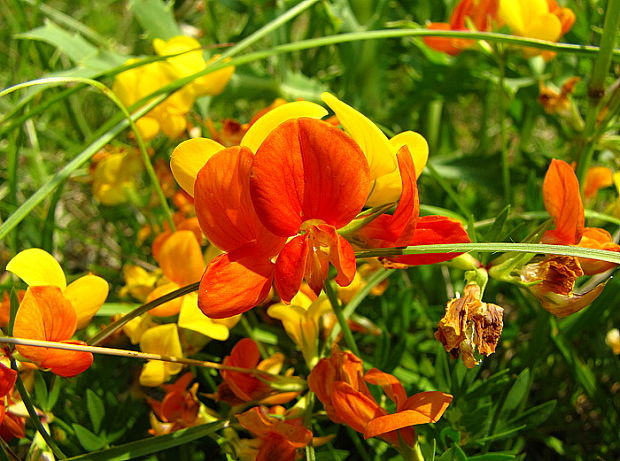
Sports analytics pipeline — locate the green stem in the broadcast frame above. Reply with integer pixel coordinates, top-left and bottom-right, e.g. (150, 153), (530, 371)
(324, 269), (394, 349)
(575, 0), (620, 184)
(497, 48), (511, 204)
(324, 281), (360, 357)
(354, 242), (620, 264)
(10, 360), (66, 459)
(87, 282), (199, 346)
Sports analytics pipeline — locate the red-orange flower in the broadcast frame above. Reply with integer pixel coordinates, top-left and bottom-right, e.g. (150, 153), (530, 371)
(424, 0), (500, 55)
(213, 338), (299, 406)
(542, 159), (620, 274)
(13, 287), (93, 377)
(309, 348), (452, 447)
(236, 405), (312, 461)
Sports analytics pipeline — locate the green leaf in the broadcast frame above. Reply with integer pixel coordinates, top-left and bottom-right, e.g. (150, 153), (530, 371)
(47, 377), (62, 411)
(468, 454), (516, 461)
(65, 421), (225, 461)
(17, 21), (98, 63)
(33, 373), (49, 412)
(72, 424), (106, 452)
(314, 449), (350, 460)
(97, 303), (140, 316)
(501, 368), (530, 416)
(130, 0), (181, 40)
(87, 390), (106, 434)
(508, 400), (557, 429)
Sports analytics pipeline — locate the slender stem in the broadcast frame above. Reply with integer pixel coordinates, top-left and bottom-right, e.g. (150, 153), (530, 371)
(497, 48), (511, 204)
(354, 242), (620, 264)
(10, 358), (66, 459)
(325, 269), (394, 348)
(575, 0), (620, 184)
(87, 282), (199, 346)
(324, 282), (360, 356)
(2, 337), (301, 382)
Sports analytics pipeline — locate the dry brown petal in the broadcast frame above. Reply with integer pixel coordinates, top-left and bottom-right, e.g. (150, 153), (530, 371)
(434, 283), (504, 368)
(521, 256), (605, 318)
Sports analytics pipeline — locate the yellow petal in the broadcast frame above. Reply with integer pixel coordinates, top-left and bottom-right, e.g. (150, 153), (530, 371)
(240, 101), (328, 152)
(193, 55), (235, 96)
(171, 137), (225, 196)
(6, 249), (66, 289)
(367, 169), (403, 206)
(140, 324), (183, 385)
(321, 92), (395, 178)
(178, 293), (230, 340)
(140, 360), (168, 387)
(157, 230), (204, 286)
(136, 117), (160, 141)
(389, 131), (428, 179)
(267, 304), (308, 346)
(524, 13), (562, 42)
(123, 314), (154, 344)
(499, 0), (525, 35)
(65, 275), (109, 329)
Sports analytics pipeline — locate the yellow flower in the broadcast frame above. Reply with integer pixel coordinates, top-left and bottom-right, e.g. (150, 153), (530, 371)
(498, 0), (575, 58)
(321, 92), (428, 207)
(6, 249), (108, 329)
(153, 36), (235, 97)
(267, 291), (331, 366)
(91, 146), (143, 205)
(139, 324), (184, 386)
(113, 59), (195, 140)
(119, 264), (160, 302)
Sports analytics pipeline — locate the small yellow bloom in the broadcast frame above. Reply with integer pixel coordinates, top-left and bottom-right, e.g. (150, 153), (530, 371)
(6, 249), (108, 329)
(113, 59), (194, 140)
(140, 324), (184, 386)
(321, 92), (428, 206)
(267, 291), (331, 366)
(153, 36), (235, 98)
(498, 0), (575, 58)
(91, 146), (143, 205)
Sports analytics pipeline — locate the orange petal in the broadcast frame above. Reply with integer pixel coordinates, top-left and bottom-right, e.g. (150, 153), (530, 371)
(318, 224), (357, 289)
(332, 382), (383, 434)
(198, 250), (274, 318)
(0, 363), (17, 398)
(156, 230), (204, 286)
(363, 368), (407, 409)
(251, 118), (370, 236)
(236, 405), (274, 437)
(364, 391), (452, 439)
(578, 227), (620, 275)
(394, 215), (470, 265)
(584, 166), (613, 199)
(146, 282), (183, 317)
(356, 145), (419, 248)
(274, 235), (309, 303)
(194, 146), (284, 255)
(222, 338), (265, 401)
(423, 23), (462, 55)
(39, 341), (93, 377)
(542, 159), (584, 245)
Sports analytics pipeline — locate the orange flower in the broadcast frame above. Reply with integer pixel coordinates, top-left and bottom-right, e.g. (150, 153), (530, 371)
(147, 372), (217, 435)
(424, 0), (500, 55)
(542, 159), (620, 274)
(309, 348), (452, 448)
(584, 166), (614, 199)
(236, 405), (312, 461)
(213, 338), (299, 406)
(13, 287), (93, 377)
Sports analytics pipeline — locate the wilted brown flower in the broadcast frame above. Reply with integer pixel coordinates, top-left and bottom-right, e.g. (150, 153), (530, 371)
(521, 255), (606, 318)
(435, 282), (504, 368)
